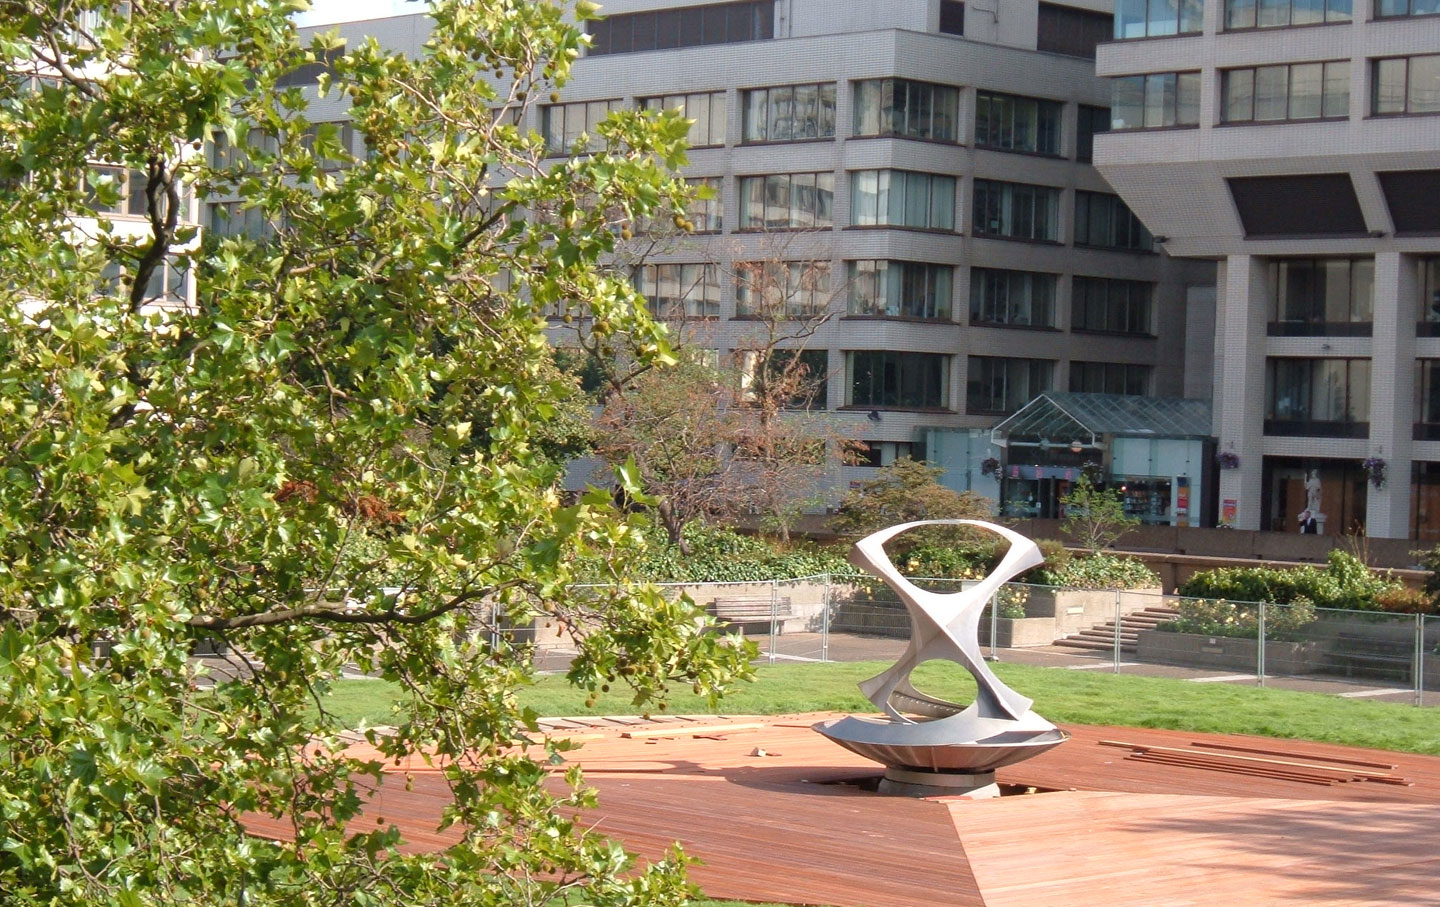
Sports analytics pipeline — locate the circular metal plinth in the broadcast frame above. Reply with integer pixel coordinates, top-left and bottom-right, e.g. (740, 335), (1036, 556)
(813, 717), (1070, 774)
(878, 767), (1000, 799)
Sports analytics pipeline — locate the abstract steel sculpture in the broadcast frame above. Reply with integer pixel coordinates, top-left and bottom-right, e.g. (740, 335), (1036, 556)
(814, 520), (1068, 796)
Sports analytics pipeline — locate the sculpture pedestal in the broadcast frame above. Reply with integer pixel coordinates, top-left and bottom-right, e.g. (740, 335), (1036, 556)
(878, 767), (1000, 799)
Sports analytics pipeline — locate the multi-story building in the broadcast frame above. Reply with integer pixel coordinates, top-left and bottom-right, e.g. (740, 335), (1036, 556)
(1094, 0), (1440, 539)
(285, 0), (1214, 517)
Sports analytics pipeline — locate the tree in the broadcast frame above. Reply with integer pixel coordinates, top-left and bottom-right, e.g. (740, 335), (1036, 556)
(0, 2), (751, 904)
(1060, 474), (1140, 551)
(830, 458), (993, 550)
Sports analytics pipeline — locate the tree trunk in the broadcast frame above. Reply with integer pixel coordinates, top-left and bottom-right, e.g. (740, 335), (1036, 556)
(658, 499), (690, 555)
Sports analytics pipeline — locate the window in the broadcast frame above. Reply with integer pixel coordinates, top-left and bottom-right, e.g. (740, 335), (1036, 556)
(84, 166), (150, 217)
(970, 269), (1058, 328)
(1373, 54), (1440, 115)
(847, 261), (953, 320)
(1074, 192), (1153, 251)
(1379, 170), (1440, 235)
(641, 91), (727, 147)
(975, 92), (1062, 155)
(738, 349), (829, 410)
(738, 172), (835, 229)
(1037, 3), (1114, 59)
(542, 100), (620, 154)
(1267, 258), (1374, 335)
(848, 351), (950, 409)
(207, 201), (273, 240)
(685, 177), (724, 233)
(972, 179), (1060, 241)
(1265, 357), (1371, 437)
(1075, 105), (1110, 163)
(967, 357), (1054, 414)
(1070, 361), (1152, 395)
(1222, 62), (1350, 122)
(297, 121), (360, 171)
(1377, 0), (1440, 16)
(1417, 361), (1440, 436)
(636, 263), (722, 318)
(853, 79), (960, 142)
(1115, 0), (1204, 38)
(855, 440), (925, 467)
(100, 256), (190, 306)
(1225, 0), (1353, 28)
(587, 0), (774, 55)
(736, 261), (832, 318)
(940, 1), (966, 35)
(1110, 72), (1201, 129)
(850, 170), (957, 231)
(742, 83), (836, 142)
(1072, 277), (1154, 334)
(1420, 258), (1440, 331)
(1228, 174), (1368, 237)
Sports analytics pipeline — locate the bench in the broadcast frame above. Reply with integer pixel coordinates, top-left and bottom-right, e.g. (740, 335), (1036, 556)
(710, 597), (792, 636)
(1329, 633), (1412, 682)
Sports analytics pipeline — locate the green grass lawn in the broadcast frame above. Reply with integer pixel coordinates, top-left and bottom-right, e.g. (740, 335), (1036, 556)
(319, 660), (1440, 756)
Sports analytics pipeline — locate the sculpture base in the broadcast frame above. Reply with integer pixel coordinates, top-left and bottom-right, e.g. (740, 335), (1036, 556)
(878, 767), (999, 799)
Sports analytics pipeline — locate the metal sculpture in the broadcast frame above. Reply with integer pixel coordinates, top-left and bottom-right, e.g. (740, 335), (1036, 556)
(814, 520), (1067, 796)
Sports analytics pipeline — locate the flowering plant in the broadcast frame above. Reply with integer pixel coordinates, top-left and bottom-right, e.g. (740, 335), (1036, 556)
(1362, 456), (1387, 489)
(1216, 451), (1241, 470)
(980, 456), (1001, 477)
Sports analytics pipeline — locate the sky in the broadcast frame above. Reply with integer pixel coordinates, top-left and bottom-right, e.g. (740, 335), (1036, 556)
(294, 0), (428, 27)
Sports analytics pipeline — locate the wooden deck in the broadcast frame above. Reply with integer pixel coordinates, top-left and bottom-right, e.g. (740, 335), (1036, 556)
(246, 715), (1440, 905)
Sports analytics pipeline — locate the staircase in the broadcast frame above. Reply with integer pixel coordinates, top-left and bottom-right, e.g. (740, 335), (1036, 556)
(1054, 606), (1179, 654)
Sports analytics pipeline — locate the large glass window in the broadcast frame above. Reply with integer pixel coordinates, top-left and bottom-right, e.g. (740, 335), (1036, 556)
(975, 92), (1062, 155)
(972, 179), (1060, 241)
(849, 351), (951, 409)
(1420, 257), (1440, 332)
(1372, 54), (1440, 115)
(641, 91), (727, 147)
(1115, 0), (1204, 38)
(542, 99), (620, 154)
(742, 83), (836, 142)
(1377, 0), (1440, 16)
(1225, 0), (1353, 28)
(84, 166), (151, 217)
(1222, 62), (1350, 122)
(685, 177), (723, 233)
(1074, 192), (1154, 251)
(850, 170), (957, 231)
(736, 260), (831, 318)
(1268, 258), (1374, 335)
(1070, 361), (1152, 395)
(940, 0), (966, 33)
(1417, 360), (1440, 437)
(847, 261), (953, 320)
(1072, 277), (1154, 334)
(738, 172), (834, 229)
(1075, 105), (1110, 163)
(1266, 358), (1371, 436)
(741, 349), (829, 410)
(636, 263), (723, 318)
(1036, 2), (1114, 59)
(969, 268), (1058, 327)
(853, 79), (960, 142)
(1110, 72), (1201, 129)
(967, 356), (1054, 414)
(587, 1), (774, 55)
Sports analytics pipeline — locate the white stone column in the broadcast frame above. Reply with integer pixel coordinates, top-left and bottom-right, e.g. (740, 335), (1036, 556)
(1367, 252), (1416, 539)
(1215, 255), (1267, 529)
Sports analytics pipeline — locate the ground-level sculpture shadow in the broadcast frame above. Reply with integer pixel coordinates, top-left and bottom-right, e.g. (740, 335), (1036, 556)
(815, 520), (1068, 796)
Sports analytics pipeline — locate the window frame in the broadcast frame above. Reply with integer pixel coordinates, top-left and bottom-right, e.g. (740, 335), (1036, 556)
(737, 171), (836, 231)
(845, 260), (955, 321)
(1221, 60), (1351, 124)
(847, 350), (952, 410)
(741, 82), (838, 144)
(852, 78), (961, 143)
(971, 179), (1061, 242)
(974, 90), (1064, 157)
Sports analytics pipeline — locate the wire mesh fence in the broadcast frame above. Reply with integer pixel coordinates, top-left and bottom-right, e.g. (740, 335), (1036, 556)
(552, 576), (1438, 706)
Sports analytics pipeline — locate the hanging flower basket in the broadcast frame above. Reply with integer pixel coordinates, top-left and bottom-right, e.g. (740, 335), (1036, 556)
(980, 456), (1000, 477)
(1216, 451), (1241, 470)
(1362, 456), (1387, 489)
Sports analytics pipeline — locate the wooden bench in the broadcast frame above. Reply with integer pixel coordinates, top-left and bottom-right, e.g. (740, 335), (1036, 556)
(710, 597), (792, 636)
(1329, 633), (1412, 682)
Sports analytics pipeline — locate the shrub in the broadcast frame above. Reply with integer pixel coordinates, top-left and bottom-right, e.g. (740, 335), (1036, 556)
(593, 524), (858, 584)
(900, 542), (1000, 580)
(1178, 550), (1402, 611)
(1373, 586), (1439, 615)
(1032, 552), (1159, 590)
(1161, 597), (1318, 641)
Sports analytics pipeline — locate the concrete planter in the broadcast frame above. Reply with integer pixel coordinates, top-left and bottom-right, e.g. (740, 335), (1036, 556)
(1025, 587), (1164, 638)
(1136, 629), (1324, 675)
(992, 616), (1057, 648)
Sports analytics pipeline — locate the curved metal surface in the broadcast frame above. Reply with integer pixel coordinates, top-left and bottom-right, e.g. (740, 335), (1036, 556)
(815, 520), (1066, 774)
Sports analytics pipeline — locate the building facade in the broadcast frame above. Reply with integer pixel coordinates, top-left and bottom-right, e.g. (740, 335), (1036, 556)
(1095, 0), (1440, 539)
(287, 0), (1215, 512)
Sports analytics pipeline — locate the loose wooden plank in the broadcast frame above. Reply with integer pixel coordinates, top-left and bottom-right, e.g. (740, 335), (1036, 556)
(1188, 740), (1398, 770)
(1100, 739), (1410, 782)
(620, 722), (763, 739)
